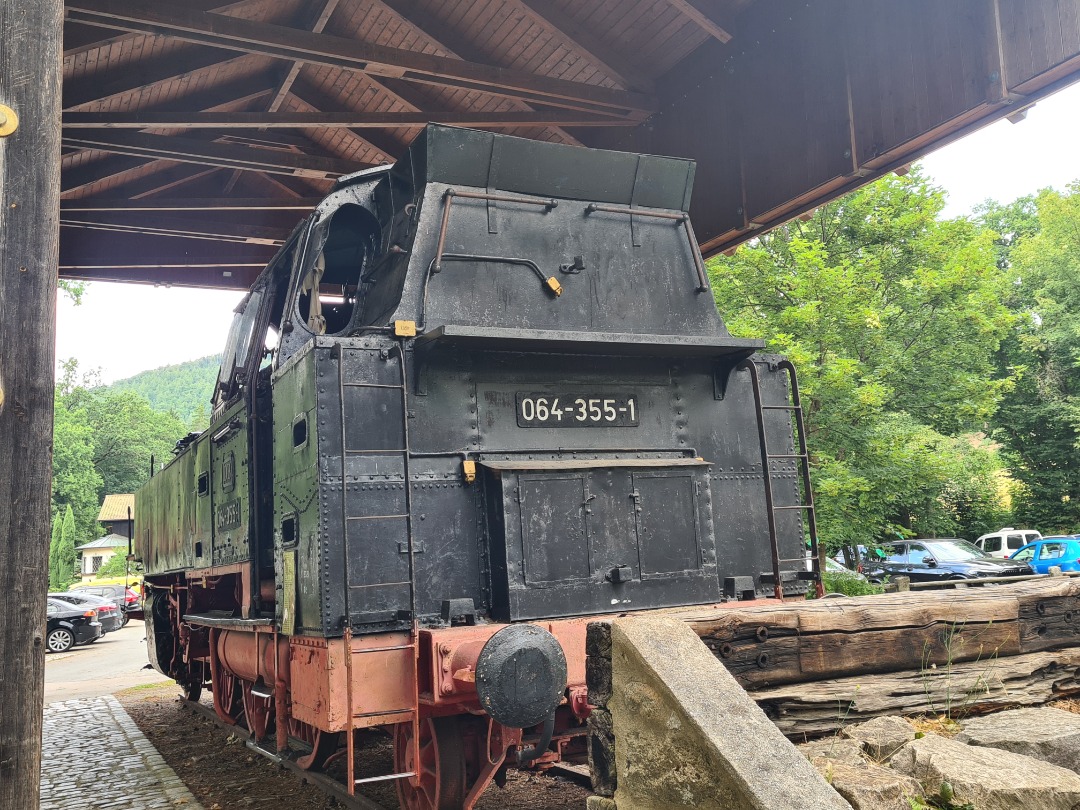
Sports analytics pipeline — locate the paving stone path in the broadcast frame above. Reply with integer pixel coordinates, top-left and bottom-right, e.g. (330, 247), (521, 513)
(41, 695), (202, 810)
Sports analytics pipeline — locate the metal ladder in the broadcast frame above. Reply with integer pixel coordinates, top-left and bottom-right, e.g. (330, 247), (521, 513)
(738, 358), (823, 600)
(335, 341), (421, 796)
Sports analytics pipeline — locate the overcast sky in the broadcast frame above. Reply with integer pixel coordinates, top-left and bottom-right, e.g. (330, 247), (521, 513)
(56, 81), (1080, 384)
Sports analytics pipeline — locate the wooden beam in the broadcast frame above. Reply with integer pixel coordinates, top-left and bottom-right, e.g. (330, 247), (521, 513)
(63, 48), (242, 109)
(60, 212), (291, 245)
(59, 265), (262, 290)
(60, 197), (321, 211)
(61, 131), (362, 178)
(63, 0), (247, 56)
(62, 109), (637, 128)
(59, 232), (274, 269)
(516, 0), (654, 91)
(64, 0), (654, 116)
(665, 0), (734, 44)
(0, 0), (61, 806)
(266, 0), (341, 114)
(61, 153), (151, 194)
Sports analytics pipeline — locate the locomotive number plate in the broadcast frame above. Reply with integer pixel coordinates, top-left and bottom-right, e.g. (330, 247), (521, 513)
(515, 393), (640, 427)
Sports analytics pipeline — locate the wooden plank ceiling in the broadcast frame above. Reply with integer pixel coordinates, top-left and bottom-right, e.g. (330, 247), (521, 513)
(59, 0), (1080, 290)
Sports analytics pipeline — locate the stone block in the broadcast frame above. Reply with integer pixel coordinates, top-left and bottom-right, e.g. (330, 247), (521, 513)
(891, 732), (1080, 810)
(798, 737), (867, 767)
(588, 706), (617, 797)
(608, 616), (851, 810)
(823, 761), (921, 810)
(957, 706), (1080, 774)
(587, 797), (618, 810)
(840, 716), (915, 761)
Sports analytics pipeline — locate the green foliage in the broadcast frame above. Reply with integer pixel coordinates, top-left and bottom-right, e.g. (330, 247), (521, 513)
(57, 506), (77, 590)
(96, 551), (130, 578)
(48, 516), (62, 591)
(815, 571), (884, 598)
(709, 169), (1016, 549)
(109, 355), (219, 430)
(51, 359), (190, 554)
(990, 183), (1080, 531)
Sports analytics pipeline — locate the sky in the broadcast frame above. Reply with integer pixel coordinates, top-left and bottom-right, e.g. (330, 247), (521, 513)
(55, 82), (1080, 384)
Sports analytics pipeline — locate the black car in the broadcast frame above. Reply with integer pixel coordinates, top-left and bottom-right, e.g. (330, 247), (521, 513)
(866, 539), (1034, 583)
(49, 592), (124, 633)
(71, 584), (139, 624)
(46, 598), (103, 652)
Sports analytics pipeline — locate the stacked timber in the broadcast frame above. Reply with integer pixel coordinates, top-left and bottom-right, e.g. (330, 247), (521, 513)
(586, 578), (1080, 748)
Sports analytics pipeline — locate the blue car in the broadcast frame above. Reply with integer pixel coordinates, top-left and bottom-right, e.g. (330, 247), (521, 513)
(1010, 536), (1080, 573)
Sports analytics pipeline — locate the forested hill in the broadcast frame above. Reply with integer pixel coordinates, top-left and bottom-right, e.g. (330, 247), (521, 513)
(109, 355), (218, 428)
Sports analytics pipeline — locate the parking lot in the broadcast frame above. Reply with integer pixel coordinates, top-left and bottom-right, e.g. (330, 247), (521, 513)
(44, 621), (170, 703)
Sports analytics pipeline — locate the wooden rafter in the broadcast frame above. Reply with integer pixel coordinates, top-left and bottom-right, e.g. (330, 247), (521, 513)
(60, 197), (320, 211)
(62, 131), (364, 178)
(63, 0), (654, 116)
(516, 0), (654, 91)
(62, 109), (640, 128)
(59, 212), (290, 245)
(62, 154), (150, 194)
(63, 48), (242, 109)
(665, 0), (733, 43)
(62, 0), (247, 56)
(265, 0), (341, 114)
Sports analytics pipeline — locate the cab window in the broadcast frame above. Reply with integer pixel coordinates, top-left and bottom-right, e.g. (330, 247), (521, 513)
(296, 204), (380, 337)
(1012, 545), (1036, 562)
(884, 544), (907, 563)
(1039, 542), (1066, 560)
(908, 543), (930, 563)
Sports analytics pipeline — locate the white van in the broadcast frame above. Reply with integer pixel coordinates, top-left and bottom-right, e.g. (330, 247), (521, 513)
(975, 528), (1042, 559)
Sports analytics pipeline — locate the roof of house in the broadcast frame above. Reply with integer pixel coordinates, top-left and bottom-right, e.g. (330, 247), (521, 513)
(76, 534), (130, 551)
(97, 494), (134, 523)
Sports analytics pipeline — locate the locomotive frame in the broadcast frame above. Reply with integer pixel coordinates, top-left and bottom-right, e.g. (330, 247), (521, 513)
(136, 124), (821, 809)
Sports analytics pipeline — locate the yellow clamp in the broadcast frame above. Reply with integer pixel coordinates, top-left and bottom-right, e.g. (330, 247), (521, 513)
(545, 277), (563, 297)
(462, 460), (477, 484)
(0, 105), (18, 137)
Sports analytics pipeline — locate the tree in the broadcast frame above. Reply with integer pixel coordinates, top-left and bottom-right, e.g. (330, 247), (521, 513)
(95, 550), (132, 579)
(57, 506), (77, 590)
(990, 184), (1080, 531)
(709, 168), (1016, 551)
(47, 516), (62, 591)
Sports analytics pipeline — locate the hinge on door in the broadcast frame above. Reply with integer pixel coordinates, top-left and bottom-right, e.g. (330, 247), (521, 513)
(630, 489), (641, 512)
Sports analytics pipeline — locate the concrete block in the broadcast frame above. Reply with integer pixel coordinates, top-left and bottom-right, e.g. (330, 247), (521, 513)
(891, 732), (1080, 810)
(608, 616), (851, 810)
(957, 706), (1080, 774)
(840, 716), (915, 761)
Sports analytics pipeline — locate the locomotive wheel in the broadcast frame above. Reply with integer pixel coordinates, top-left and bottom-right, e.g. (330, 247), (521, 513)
(241, 680), (274, 742)
(181, 679), (202, 702)
(181, 662), (205, 702)
(394, 716), (466, 810)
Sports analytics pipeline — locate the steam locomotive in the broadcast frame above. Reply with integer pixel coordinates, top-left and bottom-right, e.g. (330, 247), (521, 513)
(136, 124), (818, 809)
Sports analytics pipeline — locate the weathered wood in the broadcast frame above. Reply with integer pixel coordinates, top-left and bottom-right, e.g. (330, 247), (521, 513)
(64, 0), (655, 115)
(0, 0), (63, 804)
(61, 109), (639, 129)
(750, 648), (1080, 740)
(61, 131), (360, 179)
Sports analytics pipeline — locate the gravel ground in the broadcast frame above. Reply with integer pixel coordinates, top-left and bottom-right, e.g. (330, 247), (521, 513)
(117, 683), (590, 810)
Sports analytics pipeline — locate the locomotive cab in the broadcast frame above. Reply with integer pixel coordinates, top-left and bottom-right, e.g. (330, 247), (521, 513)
(135, 124), (817, 808)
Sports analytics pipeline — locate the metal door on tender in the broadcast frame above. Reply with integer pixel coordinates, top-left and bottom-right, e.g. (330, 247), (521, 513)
(632, 470), (702, 578)
(519, 474), (590, 586)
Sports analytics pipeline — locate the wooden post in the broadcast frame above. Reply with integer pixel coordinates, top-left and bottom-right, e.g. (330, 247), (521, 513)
(0, 0), (63, 805)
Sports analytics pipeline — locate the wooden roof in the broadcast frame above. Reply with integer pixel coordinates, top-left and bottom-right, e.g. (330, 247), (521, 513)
(59, 0), (1080, 290)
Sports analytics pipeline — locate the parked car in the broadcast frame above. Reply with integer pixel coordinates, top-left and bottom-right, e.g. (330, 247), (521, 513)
(1009, 536), (1080, 574)
(70, 583), (139, 625)
(49, 592), (123, 634)
(46, 597), (102, 652)
(824, 557), (868, 581)
(864, 539), (1034, 583)
(974, 528), (1043, 559)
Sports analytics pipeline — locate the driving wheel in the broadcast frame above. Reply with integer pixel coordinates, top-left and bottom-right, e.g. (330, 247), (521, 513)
(393, 716), (466, 810)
